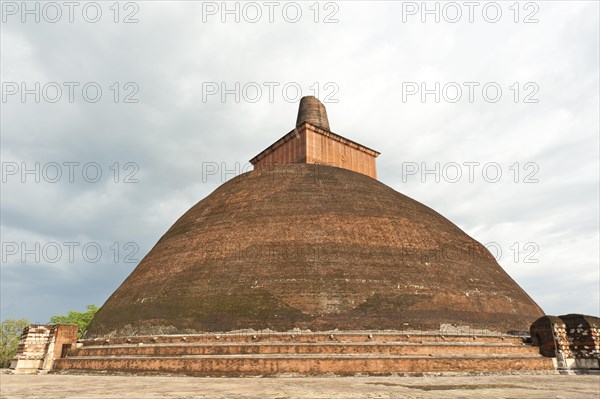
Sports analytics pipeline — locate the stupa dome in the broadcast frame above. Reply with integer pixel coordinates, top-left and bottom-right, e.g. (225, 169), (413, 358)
(87, 99), (543, 337)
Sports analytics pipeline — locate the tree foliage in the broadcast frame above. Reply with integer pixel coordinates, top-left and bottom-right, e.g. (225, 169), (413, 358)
(0, 305), (98, 368)
(0, 318), (29, 368)
(50, 304), (98, 338)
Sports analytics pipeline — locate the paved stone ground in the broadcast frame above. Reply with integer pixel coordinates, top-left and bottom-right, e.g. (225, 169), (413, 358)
(1, 373), (599, 399)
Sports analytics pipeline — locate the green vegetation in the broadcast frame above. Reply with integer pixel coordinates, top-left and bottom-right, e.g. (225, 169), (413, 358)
(0, 319), (29, 368)
(0, 305), (98, 368)
(50, 305), (99, 338)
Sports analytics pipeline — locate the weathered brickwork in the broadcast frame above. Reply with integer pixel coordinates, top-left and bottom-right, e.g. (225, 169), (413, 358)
(295, 95), (330, 131)
(249, 126), (308, 169)
(560, 314), (600, 359)
(250, 124), (379, 179)
(75, 97), (550, 376)
(530, 314), (600, 370)
(10, 324), (78, 374)
(54, 332), (553, 376)
(79, 332), (527, 346)
(10, 325), (52, 373)
(86, 163), (544, 338)
(305, 125), (378, 179)
(530, 316), (569, 358)
(250, 97), (379, 179)
(53, 355), (553, 376)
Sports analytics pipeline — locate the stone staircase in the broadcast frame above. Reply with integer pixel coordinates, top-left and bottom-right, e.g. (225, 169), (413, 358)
(52, 332), (554, 376)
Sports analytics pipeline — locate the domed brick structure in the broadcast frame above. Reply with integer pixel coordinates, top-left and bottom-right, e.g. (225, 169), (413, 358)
(86, 97), (543, 338)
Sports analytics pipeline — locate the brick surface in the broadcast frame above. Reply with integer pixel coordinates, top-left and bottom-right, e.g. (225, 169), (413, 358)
(250, 123), (379, 179)
(87, 163), (544, 337)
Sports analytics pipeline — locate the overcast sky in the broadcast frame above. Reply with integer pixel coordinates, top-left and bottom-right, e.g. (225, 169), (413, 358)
(1, 0), (598, 324)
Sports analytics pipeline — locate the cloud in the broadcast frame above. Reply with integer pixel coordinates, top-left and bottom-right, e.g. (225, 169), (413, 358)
(1, 1), (598, 322)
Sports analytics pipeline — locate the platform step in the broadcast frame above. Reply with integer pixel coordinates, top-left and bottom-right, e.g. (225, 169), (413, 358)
(81, 333), (524, 346)
(71, 342), (538, 357)
(61, 333), (551, 375)
(53, 355), (554, 375)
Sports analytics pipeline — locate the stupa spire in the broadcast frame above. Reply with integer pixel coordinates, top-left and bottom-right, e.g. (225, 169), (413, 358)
(296, 96), (330, 131)
(250, 97), (379, 178)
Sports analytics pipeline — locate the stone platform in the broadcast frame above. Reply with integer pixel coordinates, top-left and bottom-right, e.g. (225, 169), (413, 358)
(53, 332), (553, 376)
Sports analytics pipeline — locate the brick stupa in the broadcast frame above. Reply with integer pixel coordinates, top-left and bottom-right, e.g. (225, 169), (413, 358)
(87, 97), (544, 337)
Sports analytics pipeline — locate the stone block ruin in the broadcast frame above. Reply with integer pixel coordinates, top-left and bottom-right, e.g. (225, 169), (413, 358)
(10, 324), (78, 374)
(530, 314), (600, 372)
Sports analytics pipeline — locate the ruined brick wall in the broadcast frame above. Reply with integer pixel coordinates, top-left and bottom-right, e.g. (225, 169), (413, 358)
(10, 324), (78, 373)
(10, 325), (52, 372)
(531, 314), (600, 369)
(559, 314), (600, 359)
(530, 316), (569, 358)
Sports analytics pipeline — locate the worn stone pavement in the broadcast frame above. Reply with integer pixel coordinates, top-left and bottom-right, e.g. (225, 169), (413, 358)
(1, 372), (599, 399)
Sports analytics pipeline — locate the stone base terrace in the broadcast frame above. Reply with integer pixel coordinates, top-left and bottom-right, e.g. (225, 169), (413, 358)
(53, 331), (554, 376)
